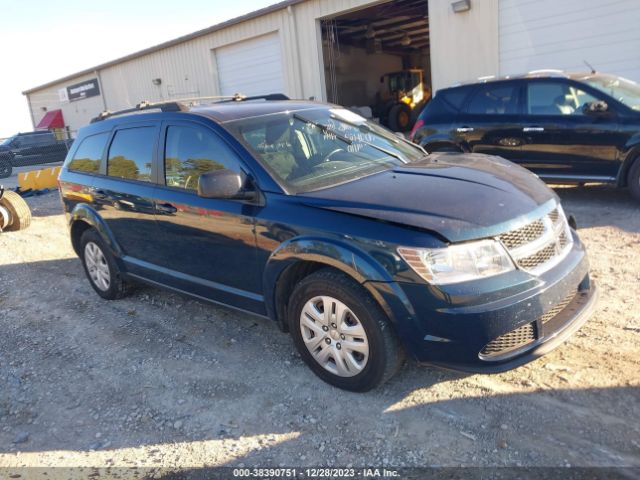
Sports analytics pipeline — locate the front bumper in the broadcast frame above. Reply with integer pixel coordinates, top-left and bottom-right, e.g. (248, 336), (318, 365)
(373, 231), (597, 372)
(428, 280), (597, 373)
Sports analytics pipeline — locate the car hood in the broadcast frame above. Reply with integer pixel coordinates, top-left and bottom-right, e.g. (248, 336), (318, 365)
(300, 152), (558, 242)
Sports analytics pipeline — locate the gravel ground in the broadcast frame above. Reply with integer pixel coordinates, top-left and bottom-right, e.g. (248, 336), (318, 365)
(0, 184), (638, 474)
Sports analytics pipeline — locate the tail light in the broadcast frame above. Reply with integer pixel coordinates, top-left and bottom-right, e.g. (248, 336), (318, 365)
(409, 118), (424, 142)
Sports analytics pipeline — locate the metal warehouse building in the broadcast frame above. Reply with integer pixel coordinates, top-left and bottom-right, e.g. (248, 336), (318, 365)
(23, 0), (640, 133)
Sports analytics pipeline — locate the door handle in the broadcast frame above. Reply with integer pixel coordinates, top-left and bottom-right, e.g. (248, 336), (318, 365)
(456, 127), (474, 133)
(523, 127), (545, 132)
(156, 202), (178, 214)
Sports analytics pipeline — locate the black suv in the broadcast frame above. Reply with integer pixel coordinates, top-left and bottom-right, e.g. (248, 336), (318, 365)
(59, 98), (596, 391)
(0, 131), (72, 178)
(411, 71), (640, 201)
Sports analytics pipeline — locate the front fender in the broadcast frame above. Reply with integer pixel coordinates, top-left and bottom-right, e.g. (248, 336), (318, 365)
(263, 236), (416, 331)
(70, 203), (123, 258)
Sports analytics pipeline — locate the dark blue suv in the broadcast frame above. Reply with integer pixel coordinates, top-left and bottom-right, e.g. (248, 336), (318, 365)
(59, 98), (597, 391)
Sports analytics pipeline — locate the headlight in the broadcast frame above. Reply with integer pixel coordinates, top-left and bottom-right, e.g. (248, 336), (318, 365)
(398, 239), (515, 285)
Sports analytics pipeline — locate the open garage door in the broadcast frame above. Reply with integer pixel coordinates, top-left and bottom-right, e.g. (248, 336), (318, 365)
(215, 32), (285, 96)
(321, 0), (430, 132)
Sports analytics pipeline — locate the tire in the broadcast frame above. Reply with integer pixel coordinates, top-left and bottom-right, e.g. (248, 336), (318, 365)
(0, 158), (12, 179)
(0, 190), (31, 231)
(79, 229), (130, 300)
(388, 104), (411, 132)
(288, 268), (404, 391)
(628, 159), (640, 202)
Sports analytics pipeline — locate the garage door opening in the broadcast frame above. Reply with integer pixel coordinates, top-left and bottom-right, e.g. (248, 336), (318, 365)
(321, 0), (430, 132)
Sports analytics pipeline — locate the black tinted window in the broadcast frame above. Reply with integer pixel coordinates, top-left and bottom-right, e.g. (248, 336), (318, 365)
(15, 136), (33, 147)
(164, 125), (242, 190)
(467, 83), (519, 114)
(107, 127), (155, 182)
(32, 133), (54, 144)
(423, 87), (471, 117)
(527, 82), (599, 115)
(441, 87), (472, 110)
(68, 133), (109, 173)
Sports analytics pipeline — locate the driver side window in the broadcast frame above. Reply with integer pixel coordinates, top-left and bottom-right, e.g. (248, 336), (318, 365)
(527, 82), (600, 115)
(164, 125), (243, 191)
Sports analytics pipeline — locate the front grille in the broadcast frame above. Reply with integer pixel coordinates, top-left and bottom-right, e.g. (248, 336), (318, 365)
(499, 218), (546, 249)
(518, 243), (557, 270)
(541, 290), (576, 324)
(498, 206), (572, 275)
(480, 322), (535, 357)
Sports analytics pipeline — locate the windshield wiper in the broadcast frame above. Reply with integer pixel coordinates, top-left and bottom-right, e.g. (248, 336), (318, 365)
(293, 114), (352, 145)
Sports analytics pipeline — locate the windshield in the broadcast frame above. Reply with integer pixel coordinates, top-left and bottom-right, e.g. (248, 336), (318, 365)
(0, 137), (14, 146)
(582, 75), (640, 111)
(227, 107), (425, 193)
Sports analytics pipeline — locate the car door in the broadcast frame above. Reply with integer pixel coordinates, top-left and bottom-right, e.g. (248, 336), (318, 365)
(11, 135), (38, 166)
(152, 120), (263, 313)
(93, 122), (164, 266)
(520, 79), (620, 180)
(453, 81), (525, 162)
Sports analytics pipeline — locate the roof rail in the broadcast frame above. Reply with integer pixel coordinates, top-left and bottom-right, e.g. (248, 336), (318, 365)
(218, 93), (290, 103)
(90, 100), (188, 123)
(90, 93), (291, 123)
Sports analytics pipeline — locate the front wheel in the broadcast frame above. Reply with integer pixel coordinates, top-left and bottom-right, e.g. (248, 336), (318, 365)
(628, 159), (640, 202)
(288, 269), (404, 391)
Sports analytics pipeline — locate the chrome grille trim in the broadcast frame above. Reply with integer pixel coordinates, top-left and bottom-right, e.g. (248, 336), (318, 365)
(498, 205), (573, 276)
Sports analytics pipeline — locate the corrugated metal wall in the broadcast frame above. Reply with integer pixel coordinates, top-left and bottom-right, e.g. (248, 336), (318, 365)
(27, 72), (106, 134)
(428, 0), (499, 92)
(26, 0), (379, 132)
(499, 0), (640, 80)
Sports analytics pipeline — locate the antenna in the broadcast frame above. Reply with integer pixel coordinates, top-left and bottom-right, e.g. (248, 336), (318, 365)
(583, 60), (596, 74)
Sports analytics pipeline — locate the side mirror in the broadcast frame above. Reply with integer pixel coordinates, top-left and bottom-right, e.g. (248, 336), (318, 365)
(197, 169), (255, 200)
(583, 100), (609, 115)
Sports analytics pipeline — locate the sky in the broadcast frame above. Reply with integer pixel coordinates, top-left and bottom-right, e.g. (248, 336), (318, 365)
(0, 0), (279, 138)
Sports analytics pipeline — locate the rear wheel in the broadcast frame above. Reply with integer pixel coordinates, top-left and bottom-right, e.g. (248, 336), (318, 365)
(80, 229), (130, 300)
(0, 158), (12, 179)
(0, 190), (31, 231)
(628, 159), (640, 202)
(288, 269), (404, 391)
(388, 104), (411, 132)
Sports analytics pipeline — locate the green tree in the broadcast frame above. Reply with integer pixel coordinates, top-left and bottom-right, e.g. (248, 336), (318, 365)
(108, 156), (139, 179)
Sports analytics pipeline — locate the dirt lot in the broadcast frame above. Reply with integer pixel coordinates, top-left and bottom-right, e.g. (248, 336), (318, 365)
(0, 184), (638, 474)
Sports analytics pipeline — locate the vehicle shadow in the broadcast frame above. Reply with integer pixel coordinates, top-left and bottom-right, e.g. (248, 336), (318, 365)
(552, 184), (640, 233)
(1, 258), (638, 470)
(19, 191), (64, 218)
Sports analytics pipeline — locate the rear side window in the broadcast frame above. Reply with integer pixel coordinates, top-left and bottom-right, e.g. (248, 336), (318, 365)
(440, 88), (472, 111)
(164, 125), (243, 191)
(68, 133), (109, 173)
(107, 127), (156, 182)
(423, 87), (471, 117)
(467, 83), (519, 114)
